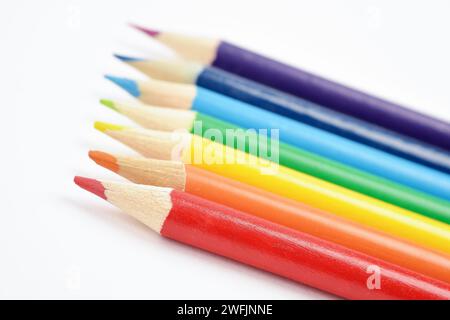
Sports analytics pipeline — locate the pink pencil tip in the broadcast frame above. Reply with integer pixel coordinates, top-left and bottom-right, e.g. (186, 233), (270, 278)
(129, 23), (160, 37)
(74, 176), (107, 200)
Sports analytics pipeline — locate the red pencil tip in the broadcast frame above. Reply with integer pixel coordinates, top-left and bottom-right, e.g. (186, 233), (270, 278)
(129, 23), (160, 37)
(74, 176), (107, 200)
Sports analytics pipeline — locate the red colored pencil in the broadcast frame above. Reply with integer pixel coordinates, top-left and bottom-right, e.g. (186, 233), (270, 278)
(74, 176), (450, 300)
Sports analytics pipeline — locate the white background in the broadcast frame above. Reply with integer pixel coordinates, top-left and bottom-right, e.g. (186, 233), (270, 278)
(0, 0), (449, 299)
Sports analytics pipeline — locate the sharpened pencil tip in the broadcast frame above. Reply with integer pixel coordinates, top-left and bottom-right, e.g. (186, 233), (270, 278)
(129, 23), (160, 37)
(114, 53), (144, 62)
(89, 151), (120, 173)
(99, 99), (119, 113)
(104, 75), (141, 97)
(74, 176), (106, 200)
(94, 121), (127, 133)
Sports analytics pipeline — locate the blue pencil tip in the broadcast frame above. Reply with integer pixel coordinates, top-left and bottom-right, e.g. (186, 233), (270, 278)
(113, 54), (144, 62)
(104, 75), (141, 97)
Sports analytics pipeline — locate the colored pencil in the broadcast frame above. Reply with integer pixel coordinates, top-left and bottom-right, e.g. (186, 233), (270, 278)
(100, 99), (450, 224)
(115, 55), (450, 175)
(93, 122), (450, 255)
(105, 75), (450, 202)
(74, 176), (450, 300)
(88, 151), (450, 284)
(132, 25), (450, 152)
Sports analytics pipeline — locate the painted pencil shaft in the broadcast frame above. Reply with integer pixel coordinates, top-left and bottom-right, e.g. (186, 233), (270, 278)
(105, 75), (450, 203)
(165, 190), (450, 300)
(94, 124), (450, 256)
(134, 26), (450, 151)
(74, 177), (450, 299)
(101, 99), (450, 224)
(119, 56), (450, 175)
(89, 151), (450, 284)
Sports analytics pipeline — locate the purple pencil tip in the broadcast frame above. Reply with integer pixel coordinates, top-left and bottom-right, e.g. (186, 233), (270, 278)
(129, 23), (160, 37)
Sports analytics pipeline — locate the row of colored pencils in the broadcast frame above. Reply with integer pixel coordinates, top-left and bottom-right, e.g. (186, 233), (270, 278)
(75, 24), (450, 299)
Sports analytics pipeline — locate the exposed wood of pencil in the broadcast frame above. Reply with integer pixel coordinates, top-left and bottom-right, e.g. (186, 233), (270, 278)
(115, 56), (202, 84)
(131, 24), (219, 63)
(90, 151), (187, 191)
(94, 122), (181, 160)
(136, 78), (195, 109)
(100, 99), (196, 131)
(108, 76), (195, 108)
(89, 150), (450, 284)
(74, 176), (450, 299)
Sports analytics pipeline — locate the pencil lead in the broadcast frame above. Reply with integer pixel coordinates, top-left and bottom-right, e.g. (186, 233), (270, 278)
(74, 176), (106, 200)
(94, 121), (127, 133)
(104, 75), (141, 97)
(89, 150), (119, 173)
(99, 99), (119, 113)
(129, 23), (160, 37)
(114, 53), (144, 62)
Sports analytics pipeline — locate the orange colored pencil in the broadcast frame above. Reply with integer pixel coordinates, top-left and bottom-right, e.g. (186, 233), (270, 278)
(88, 150), (450, 284)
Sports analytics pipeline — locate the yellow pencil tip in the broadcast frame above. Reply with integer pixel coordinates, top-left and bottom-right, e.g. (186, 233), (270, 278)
(94, 121), (127, 133)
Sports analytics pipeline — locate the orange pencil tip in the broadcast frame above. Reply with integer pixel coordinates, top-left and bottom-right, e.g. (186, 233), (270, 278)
(89, 150), (120, 173)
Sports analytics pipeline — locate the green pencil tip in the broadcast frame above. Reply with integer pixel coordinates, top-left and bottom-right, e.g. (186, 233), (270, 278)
(100, 99), (119, 113)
